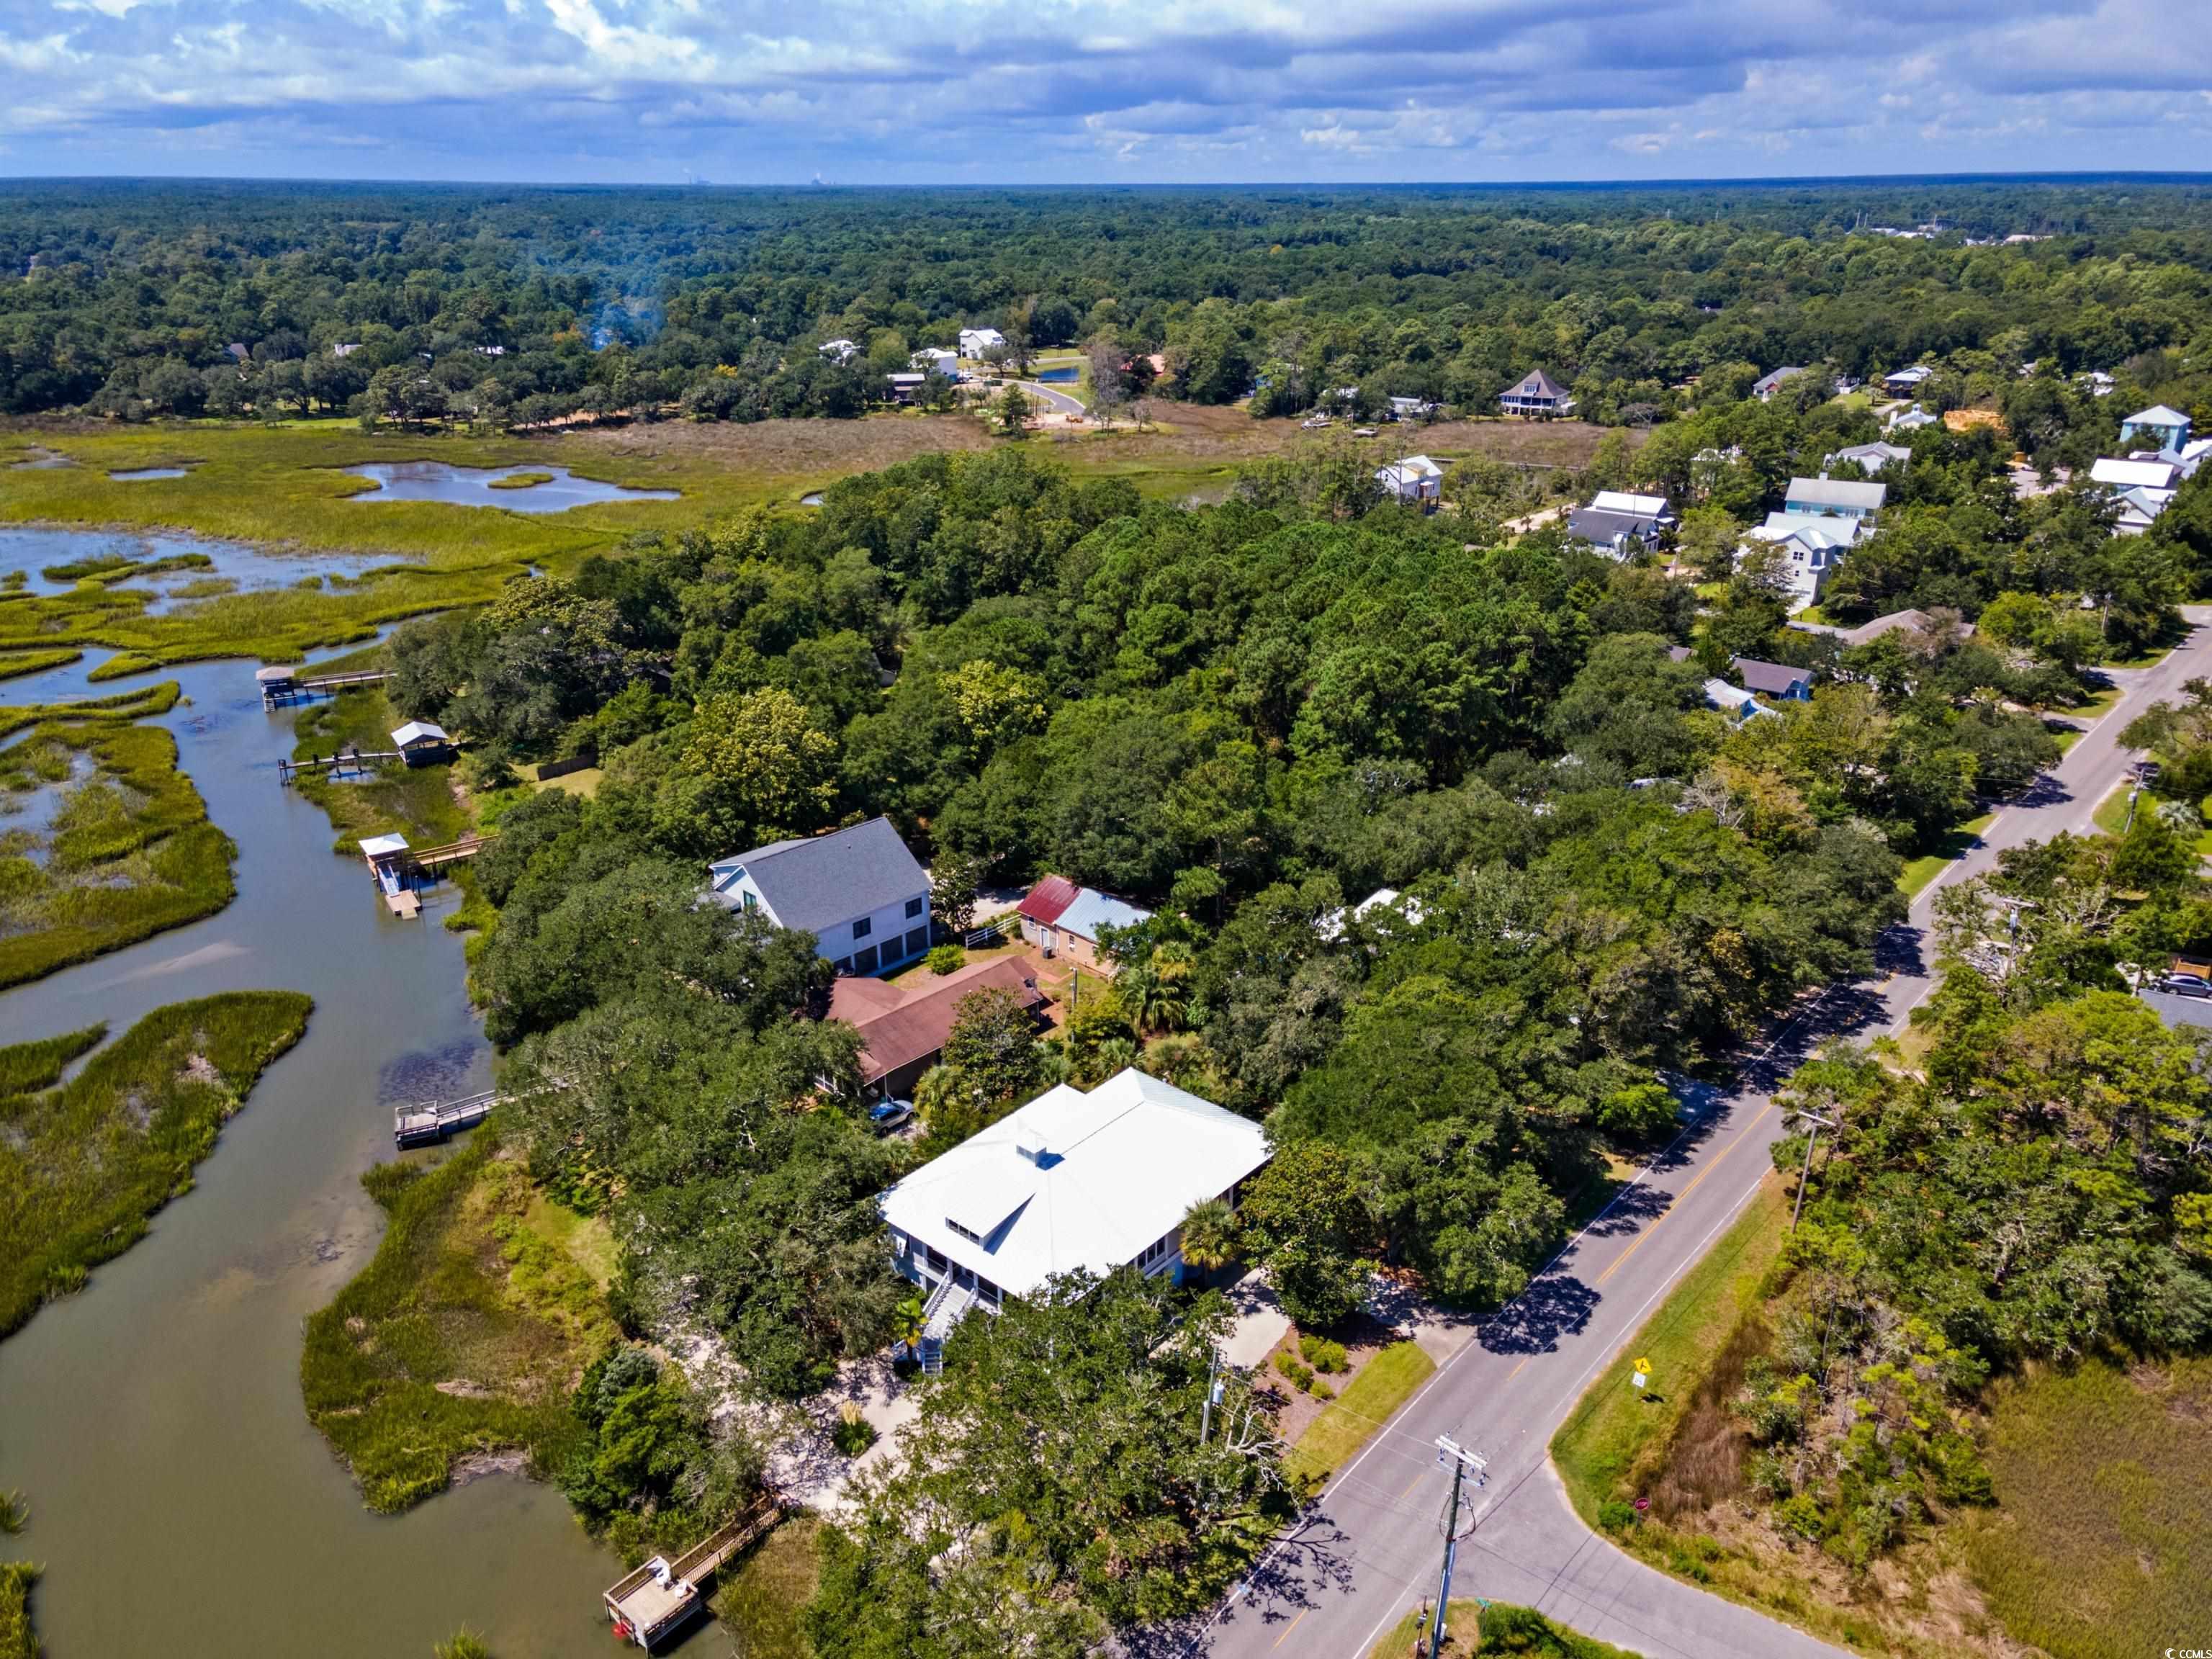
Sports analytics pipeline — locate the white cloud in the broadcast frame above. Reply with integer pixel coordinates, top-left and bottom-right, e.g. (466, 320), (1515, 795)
(0, 0), (2206, 179)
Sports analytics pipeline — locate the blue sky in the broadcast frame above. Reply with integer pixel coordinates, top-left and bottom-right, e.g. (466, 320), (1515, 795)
(1, 0), (2207, 182)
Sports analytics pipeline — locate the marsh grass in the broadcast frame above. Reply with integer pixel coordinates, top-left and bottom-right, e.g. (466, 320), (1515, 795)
(292, 685), (471, 852)
(0, 992), (313, 1339)
(0, 693), (236, 989)
(714, 1515), (820, 1659)
(1961, 1354), (2212, 1659)
(300, 1136), (615, 1513)
(0, 1024), (105, 1094)
(0, 1563), (35, 1659)
(0, 650), (82, 684)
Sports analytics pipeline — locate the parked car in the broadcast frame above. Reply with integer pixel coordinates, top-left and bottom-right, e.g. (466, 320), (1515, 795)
(868, 1098), (915, 1132)
(2152, 972), (2212, 998)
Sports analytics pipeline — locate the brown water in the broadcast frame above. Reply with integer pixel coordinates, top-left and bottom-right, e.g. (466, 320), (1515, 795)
(0, 645), (624, 1657)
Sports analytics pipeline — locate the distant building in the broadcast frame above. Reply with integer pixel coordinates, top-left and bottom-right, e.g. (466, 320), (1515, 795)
(958, 327), (1006, 359)
(1731, 658), (1815, 701)
(910, 346), (960, 377)
(885, 370), (928, 403)
(1375, 454), (1446, 505)
(331, 341), (361, 358)
(1784, 476), (1887, 520)
(1017, 876), (1151, 976)
(819, 338), (860, 364)
(2091, 456), (2182, 493)
(1703, 679), (1776, 722)
(1887, 405), (1940, 433)
(1882, 364), (1935, 395)
(1748, 512), (1863, 612)
(2120, 404), (2191, 454)
(1498, 368), (1575, 419)
(1387, 395), (1439, 421)
(1752, 366), (1807, 401)
(1825, 441), (1913, 475)
(1566, 490), (1678, 557)
(707, 817), (932, 977)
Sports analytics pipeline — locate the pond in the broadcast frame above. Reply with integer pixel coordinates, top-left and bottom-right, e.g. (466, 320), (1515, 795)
(0, 526), (407, 615)
(0, 644), (621, 1658)
(109, 467), (190, 481)
(343, 462), (678, 511)
(1033, 367), (1079, 384)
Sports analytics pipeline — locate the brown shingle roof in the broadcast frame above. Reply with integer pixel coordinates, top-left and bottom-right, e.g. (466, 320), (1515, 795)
(845, 957), (1048, 1085)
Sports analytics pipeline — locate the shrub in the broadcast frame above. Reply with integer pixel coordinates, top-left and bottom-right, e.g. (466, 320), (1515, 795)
(1597, 1499), (1640, 1533)
(1300, 1334), (1349, 1373)
(831, 1402), (878, 1457)
(925, 944), (967, 976)
(1275, 1352), (1317, 1393)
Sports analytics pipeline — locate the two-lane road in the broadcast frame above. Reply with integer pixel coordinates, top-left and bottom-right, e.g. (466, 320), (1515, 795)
(1192, 608), (2212, 1659)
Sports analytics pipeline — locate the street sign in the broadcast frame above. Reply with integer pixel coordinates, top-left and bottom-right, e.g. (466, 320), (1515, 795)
(1632, 1356), (1651, 1390)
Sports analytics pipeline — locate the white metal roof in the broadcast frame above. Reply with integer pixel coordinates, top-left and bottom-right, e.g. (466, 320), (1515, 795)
(879, 1069), (1269, 1300)
(2124, 404), (2188, 427)
(1785, 476), (1887, 512)
(390, 721), (451, 747)
(2092, 457), (2180, 490)
(1590, 490), (1671, 516)
(359, 832), (410, 856)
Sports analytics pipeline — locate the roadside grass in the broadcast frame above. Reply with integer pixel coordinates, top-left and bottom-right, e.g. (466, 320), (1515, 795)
(0, 992), (313, 1339)
(714, 1514), (822, 1659)
(1551, 1179), (1788, 1532)
(2093, 784), (2134, 837)
(291, 685), (472, 853)
(0, 1563), (35, 1659)
(1285, 1341), (1436, 1490)
(1364, 1599), (1639, 1658)
(0, 694), (238, 989)
(1960, 1354), (2212, 1659)
(1896, 813), (1995, 899)
(300, 1135), (616, 1513)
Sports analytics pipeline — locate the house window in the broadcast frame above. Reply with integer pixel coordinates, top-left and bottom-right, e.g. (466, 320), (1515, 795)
(852, 917), (872, 940)
(903, 926), (929, 959)
(741, 891), (757, 911)
(948, 1219), (984, 1245)
(1136, 1235), (1173, 1272)
(979, 1279), (1003, 1309)
(904, 896), (925, 920)
(854, 945), (880, 975)
(833, 956), (855, 976)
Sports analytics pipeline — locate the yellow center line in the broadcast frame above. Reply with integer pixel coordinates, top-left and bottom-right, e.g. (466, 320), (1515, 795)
(1399, 1470), (1426, 1501)
(1596, 1101), (1773, 1286)
(1272, 1608), (1308, 1649)
(1508, 1356), (1530, 1380)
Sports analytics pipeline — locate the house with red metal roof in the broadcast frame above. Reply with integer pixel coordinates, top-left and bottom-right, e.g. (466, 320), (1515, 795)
(1016, 876), (1152, 976)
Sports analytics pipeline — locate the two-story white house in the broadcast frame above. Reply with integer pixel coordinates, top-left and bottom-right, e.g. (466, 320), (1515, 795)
(878, 1068), (1271, 1361)
(958, 326), (1006, 359)
(706, 817), (932, 977)
(1784, 475), (1887, 521)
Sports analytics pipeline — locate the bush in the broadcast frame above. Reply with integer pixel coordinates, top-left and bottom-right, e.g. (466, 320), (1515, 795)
(1275, 1352), (1318, 1393)
(925, 944), (967, 976)
(1597, 1499), (1640, 1533)
(1300, 1334), (1349, 1373)
(831, 1402), (878, 1457)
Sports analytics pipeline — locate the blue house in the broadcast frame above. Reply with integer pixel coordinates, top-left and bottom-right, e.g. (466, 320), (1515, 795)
(2120, 404), (2191, 453)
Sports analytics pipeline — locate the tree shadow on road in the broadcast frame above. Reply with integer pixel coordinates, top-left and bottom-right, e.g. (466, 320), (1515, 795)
(1130, 1512), (1358, 1655)
(1478, 1273), (1601, 1356)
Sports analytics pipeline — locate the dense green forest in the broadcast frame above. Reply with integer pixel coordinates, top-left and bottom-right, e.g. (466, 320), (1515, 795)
(6, 177), (2212, 431)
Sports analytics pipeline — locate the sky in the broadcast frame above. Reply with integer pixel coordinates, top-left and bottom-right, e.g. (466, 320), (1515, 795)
(1, 0), (2208, 184)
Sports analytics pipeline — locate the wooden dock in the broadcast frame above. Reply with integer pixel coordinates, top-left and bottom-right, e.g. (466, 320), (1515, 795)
(279, 746), (401, 784)
(604, 1498), (783, 1650)
(393, 1089), (497, 1148)
(258, 666), (394, 707)
(408, 835), (495, 871)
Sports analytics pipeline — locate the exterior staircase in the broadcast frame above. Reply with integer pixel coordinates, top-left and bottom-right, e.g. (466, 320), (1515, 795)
(916, 1275), (977, 1375)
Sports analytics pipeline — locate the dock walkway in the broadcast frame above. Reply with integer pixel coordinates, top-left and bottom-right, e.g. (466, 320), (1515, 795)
(258, 666), (393, 707)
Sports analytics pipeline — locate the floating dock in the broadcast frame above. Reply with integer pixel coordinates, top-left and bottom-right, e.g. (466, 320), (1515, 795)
(394, 1089), (497, 1148)
(359, 832), (496, 917)
(604, 1499), (782, 1650)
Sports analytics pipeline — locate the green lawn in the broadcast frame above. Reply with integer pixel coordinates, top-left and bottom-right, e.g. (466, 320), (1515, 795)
(1961, 1354), (2212, 1659)
(1364, 1601), (1640, 1658)
(291, 685), (472, 853)
(1285, 1341), (1436, 1489)
(714, 1514), (822, 1659)
(1896, 812), (1995, 899)
(1550, 1180), (1788, 1529)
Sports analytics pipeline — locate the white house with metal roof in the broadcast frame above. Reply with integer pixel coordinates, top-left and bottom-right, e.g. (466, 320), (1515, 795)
(879, 1068), (1271, 1355)
(1375, 454), (1446, 505)
(958, 326), (1005, 359)
(1784, 475), (1887, 521)
(1748, 512), (1863, 612)
(1824, 441), (1912, 475)
(707, 817), (932, 976)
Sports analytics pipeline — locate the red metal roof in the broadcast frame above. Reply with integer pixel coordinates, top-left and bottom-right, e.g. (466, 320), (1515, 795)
(1017, 875), (1079, 926)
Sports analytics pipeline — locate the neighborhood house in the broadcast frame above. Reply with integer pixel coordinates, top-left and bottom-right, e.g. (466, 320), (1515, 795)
(830, 956), (1048, 1102)
(1749, 513), (1861, 611)
(707, 816), (932, 976)
(958, 326), (1005, 358)
(1498, 367), (1575, 418)
(2119, 404), (2191, 453)
(1704, 678), (1776, 722)
(878, 1068), (1271, 1353)
(1375, 454), (1445, 505)
(1566, 489), (1677, 557)
(1825, 441), (1912, 475)
(1017, 876), (1152, 974)
(1752, 366), (1807, 400)
(1883, 364), (1935, 394)
(1732, 658), (1815, 701)
(1784, 475), (1887, 520)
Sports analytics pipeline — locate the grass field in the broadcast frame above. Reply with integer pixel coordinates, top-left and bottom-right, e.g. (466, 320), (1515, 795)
(300, 1136), (617, 1513)
(1961, 1355), (2212, 1659)
(1363, 1600), (1640, 1658)
(1284, 1341), (1436, 1491)
(0, 992), (313, 1339)
(1896, 813), (1995, 899)
(1551, 1179), (1789, 1530)
(714, 1515), (822, 1659)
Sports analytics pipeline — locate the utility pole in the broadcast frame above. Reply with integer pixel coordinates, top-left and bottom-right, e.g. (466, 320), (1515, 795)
(1426, 1437), (1487, 1658)
(1789, 1110), (1838, 1231)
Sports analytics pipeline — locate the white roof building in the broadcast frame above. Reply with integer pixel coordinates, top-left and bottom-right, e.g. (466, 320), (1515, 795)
(1376, 454), (1446, 503)
(1825, 441), (1913, 475)
(958, 326), (1006, 358)
(390, 720), (451, 748)
(1588, 489), (1672, 517)
(1317, 886), (1426, 943)
(2091, 456), (2182, 491)
(1887, 405), (1940, 432)
(1703, 679), (1775, 721)
(879, 1069), (1270, 1308)
(819, 338), (859, 364)
(1750, 512), (1862, 612)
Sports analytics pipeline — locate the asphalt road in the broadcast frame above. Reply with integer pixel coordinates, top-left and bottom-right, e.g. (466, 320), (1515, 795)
(1015, 377), (1087, 415)
(1190, 608), (2212, 1659)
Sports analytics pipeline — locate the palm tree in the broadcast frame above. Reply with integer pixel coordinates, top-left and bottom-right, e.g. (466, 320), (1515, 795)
(1178, 1197), (1240, 1279)
(1125, 944), (1194, 1035)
